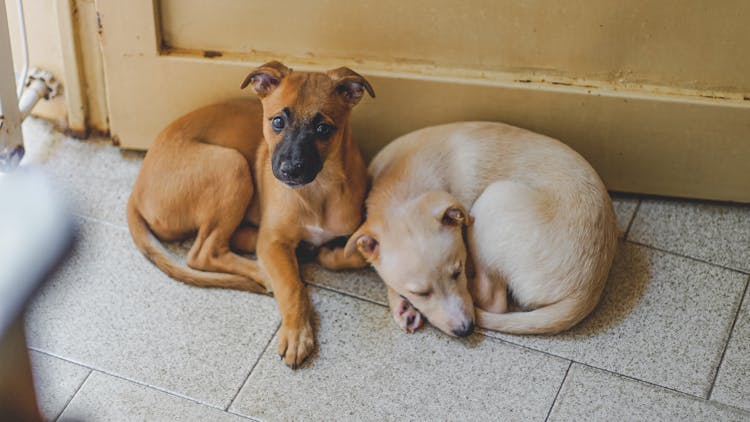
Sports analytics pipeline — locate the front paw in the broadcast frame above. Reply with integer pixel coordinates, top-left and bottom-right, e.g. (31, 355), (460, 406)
(277, 320), (315, 369)
(392, 297), (424, 333)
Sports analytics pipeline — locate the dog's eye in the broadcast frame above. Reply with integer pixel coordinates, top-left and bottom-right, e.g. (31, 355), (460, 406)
(316, 123), (332, 136)
(271, 116), (285, 132)
(411, 289), (432, 298)
(450, 264), (463, 280)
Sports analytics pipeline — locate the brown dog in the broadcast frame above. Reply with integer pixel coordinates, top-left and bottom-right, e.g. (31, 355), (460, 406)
(127, 61), (372, 367)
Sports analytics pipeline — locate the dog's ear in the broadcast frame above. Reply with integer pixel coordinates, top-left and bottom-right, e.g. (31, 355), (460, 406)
(440, 205), (473, 227)
(328, 67), (375, 108)
(241, 61), (291, 97)
(422, 191), (473, 227)
(345, 226), (380, 262)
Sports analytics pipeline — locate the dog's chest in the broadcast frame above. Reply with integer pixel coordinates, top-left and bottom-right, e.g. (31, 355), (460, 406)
(304, 224), (337, 246)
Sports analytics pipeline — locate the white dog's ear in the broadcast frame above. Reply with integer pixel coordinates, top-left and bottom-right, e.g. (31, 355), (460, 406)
(241, 61), (291, 97)
(440, 205), (473, 227)
(423, 191), (473, 227)
(345, 226), (380, 261)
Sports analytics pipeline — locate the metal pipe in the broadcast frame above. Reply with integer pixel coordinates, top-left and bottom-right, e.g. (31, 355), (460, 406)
(18, 78), (47, 119)
(14, 0), (28, 99)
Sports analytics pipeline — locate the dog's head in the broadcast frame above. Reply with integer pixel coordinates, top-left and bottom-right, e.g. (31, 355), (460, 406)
(346, 191), (476, 337)
(242, 61), (374, 187)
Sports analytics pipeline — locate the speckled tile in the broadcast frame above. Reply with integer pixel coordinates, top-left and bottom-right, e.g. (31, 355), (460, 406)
(482, 242), (747, 397)
(59, 372), (252, 422)
(301, 263), (387, 304)
(628, 199), (750, 272)
(712, 278), (750, 412)
(611, 195), (639, 236)
(24, 217), (280, 408)
(549, 364), (750, 422)
(29, 351), (90, 420)
(230, 288), (570, 422)
(33, 122), (143, 227)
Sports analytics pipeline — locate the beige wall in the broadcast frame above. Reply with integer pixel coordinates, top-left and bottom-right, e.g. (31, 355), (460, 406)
(160, 0), (750, 99)
(4, 0), (67, 126)
(4, 0), (108, 134)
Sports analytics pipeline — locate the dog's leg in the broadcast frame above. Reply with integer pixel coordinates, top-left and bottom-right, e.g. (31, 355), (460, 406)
(231, 226), (258, 254)
(257, 233), (314, 368)
(468, 266), (508, 314)
(316, 246), (368, 270)
(187, 226), (270, 292)
(387, 287), (423, 333)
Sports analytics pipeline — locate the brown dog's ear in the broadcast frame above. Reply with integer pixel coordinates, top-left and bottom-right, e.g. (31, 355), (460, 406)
(241, 61), (291, 97)
(327, 67), (375, 108)
(345, 226), (380, 261)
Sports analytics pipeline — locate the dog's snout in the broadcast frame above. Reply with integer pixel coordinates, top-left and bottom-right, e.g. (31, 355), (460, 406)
(452, 320), (474, 337)
(279, 160), (304, 179)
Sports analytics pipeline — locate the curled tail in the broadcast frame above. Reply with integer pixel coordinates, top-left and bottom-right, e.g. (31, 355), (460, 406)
(126, 196), (267, 294)
(476, 296), (592, 335)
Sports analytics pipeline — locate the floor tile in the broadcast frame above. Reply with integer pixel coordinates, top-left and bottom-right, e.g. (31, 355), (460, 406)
(712, 278), (750, 412)
(628, 199), (750, 272)
(35, 124), (143, 227)
(59, 372), (251, 422)
(230, 288), (570, 422)
(482, 242), (747, 397)
(25, 218), (280, 408)
(301, 263), (387, 304)
(611, 195), (639, 236)
(549, 364), (750, 422)
(29, 351), (90, 420)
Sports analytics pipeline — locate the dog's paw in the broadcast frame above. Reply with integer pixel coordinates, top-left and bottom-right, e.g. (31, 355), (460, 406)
(277, 320), (315, 369)
(392, 297), (423, 333)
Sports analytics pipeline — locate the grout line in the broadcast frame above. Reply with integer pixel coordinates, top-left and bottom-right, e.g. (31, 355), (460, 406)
(28, 348), (233, 413)
(478, 332), (714, 402)
(544, 361), (573, 422)
(573, 361), (750, 416)
(54, 369), (92, 422)
(74, 213), (129, 231)
(307, 282), (389, 308)
(707, 274), (750, 400)
(625, 239), (750, 275)
(623, 199), (641, 240)
(225, 322), (282, 412)
(572, 361), (708, 400)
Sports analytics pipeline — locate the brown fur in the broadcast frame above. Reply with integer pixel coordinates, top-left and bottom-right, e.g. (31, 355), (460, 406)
(127, 62), (371, 367)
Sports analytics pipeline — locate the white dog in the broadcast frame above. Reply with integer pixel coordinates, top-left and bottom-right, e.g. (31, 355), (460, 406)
(346, 122), (617, 336)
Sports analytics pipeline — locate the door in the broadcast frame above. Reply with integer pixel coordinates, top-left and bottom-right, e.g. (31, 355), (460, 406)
(0, 0), (22, 169)
(96, 0), (750, 202)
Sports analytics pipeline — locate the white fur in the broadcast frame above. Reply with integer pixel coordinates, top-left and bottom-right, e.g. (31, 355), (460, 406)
(360, 121), (618, 335)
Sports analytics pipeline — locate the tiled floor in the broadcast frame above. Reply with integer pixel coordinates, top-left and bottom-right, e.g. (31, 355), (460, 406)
(17, 118), (750, 421)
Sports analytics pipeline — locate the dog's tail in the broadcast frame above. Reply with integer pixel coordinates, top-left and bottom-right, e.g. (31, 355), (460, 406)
(476, 295), (592, 335)
(126, 196), (268, 294)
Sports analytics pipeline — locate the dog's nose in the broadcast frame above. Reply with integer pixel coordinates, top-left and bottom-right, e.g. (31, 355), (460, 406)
(452, 320), (474, 337)
(279, 161), (304, 179)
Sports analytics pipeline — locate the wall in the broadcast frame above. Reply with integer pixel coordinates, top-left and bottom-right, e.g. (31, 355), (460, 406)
(4, 0), (108, 134)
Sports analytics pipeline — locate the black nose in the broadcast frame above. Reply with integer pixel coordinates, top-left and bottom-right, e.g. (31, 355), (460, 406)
(279, 160), (304, 179)
(452, 320), (474, 337)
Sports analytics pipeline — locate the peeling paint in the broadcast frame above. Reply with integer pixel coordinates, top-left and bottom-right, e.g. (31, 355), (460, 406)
(203, 50), (222, 58)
